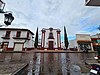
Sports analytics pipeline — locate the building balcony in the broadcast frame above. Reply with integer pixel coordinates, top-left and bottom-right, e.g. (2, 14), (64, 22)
(1, 36), (10, 39)
(13, 37), (30, 40)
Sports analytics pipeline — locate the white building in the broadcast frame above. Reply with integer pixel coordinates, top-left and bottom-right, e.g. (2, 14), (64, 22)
(76, 34), (93, 51)
(0, 28), (34, 51)
(69, 34), (94, 51)
(69, 39), (78, 50)
(41, 28), (61, 50)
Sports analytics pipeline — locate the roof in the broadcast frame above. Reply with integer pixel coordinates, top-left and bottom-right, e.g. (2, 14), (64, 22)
(85, 0), (100, 6)
(0, 28), (34, 35)
(76, 34), (90, 36)
(42, 28), (61, 31)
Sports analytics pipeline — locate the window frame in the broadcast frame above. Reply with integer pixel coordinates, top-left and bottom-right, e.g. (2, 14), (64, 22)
(16, 31), (21, 37)
(27, 32), (29, 38)
(5, 31), (11, 37)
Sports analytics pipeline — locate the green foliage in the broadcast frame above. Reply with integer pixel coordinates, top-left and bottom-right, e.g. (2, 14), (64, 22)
(34, 27), (38, 48)
(64, 26), (69, 50)
(98, 26), (100, 30)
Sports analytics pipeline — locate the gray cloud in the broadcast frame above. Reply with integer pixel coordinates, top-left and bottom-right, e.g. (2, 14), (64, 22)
(3, 0), (100, 40)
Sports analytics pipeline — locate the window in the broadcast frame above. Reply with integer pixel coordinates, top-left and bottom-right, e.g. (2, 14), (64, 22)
(92, 40), (100, 43)
(0, 42), (2, 49)
(27, 32), (29, 38)
(5, 31), (11, 37)
(16, 31), (21, 37)
(78, 43), (91, 50)
(48, 32), (54, 39)
(97, 39), (100, 43)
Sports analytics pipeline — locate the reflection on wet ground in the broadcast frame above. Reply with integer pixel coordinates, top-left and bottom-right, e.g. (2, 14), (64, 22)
(0, 52), (95, 75)
(39, 53), (62, 75)
(30, 52), (95, 75)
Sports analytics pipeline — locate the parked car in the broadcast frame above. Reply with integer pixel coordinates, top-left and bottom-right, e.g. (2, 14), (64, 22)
(90, 63), (100, 75)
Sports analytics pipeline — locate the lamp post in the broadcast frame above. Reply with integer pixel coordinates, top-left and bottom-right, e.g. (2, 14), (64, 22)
(4, 12), (14, 26)
(0, 0), (14, 26)
(0, 0), (5, 13)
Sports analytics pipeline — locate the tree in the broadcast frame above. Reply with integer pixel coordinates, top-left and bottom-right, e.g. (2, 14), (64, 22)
(98, 26), (100, 30)
(64, 26), (69, 50)
(34, 27), (38, 48)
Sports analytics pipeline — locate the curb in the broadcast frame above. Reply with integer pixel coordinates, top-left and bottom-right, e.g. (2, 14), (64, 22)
(12, 64), (28, 75)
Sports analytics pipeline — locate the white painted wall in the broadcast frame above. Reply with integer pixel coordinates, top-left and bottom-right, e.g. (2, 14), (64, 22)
(44, 30), (49, 48)
(44, 29), (60, 48)
(23, 32), (34, 48)
(69, 39), (78, 48)
(41, 33), (44, 47)
(76, 34), (91, 41)
(21, 31), (27, 37)
(58, 34), (61, 47)
(0, 29), (34, 49)
(53, 30), (57, 48)
(0, 30), (5, 42)
(76, 34), (93, 51)
(0, 14), (5, 25)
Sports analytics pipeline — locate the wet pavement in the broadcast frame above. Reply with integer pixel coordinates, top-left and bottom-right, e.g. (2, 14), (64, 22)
(28, 52), (96, 75)
(0, 62), (28, 75)
(0, 51), (97, 75)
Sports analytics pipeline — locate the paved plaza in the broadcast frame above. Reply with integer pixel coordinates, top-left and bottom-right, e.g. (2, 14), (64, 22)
(0, 50), (97, 75)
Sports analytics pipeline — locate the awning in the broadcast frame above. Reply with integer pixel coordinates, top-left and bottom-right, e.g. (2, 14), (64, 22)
(85, 0), (100, 6)
(77, 40), (92, 43)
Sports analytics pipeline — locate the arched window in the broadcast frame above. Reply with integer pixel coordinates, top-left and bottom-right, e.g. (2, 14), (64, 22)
(48, 32), (54, 39)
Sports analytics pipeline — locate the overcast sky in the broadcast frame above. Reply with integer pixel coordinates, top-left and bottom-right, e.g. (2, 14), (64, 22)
(2, 0), (100, 41)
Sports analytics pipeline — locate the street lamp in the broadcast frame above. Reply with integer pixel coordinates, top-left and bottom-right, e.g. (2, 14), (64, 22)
(4, 12), (14, 26)
(0, 0), (5, 13)
(0, 0), (14, 26)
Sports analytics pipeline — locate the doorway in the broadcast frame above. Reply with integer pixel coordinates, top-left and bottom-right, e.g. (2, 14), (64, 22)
(2, 43), (8, 51)
(14, 43), (23, 51)
(49, 41), (54, 50)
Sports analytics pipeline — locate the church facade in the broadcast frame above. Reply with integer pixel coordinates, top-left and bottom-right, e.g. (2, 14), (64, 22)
(41, 28), (61, 50)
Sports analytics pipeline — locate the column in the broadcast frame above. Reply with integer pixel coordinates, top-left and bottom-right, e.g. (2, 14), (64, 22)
(41, 30), (45, 50)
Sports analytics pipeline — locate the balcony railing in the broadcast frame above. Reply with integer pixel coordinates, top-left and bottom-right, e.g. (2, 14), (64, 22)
(1, 35), (10, 39)
(13, 36), (31, 40)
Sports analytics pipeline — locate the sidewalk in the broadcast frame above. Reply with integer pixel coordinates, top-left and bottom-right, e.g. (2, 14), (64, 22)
(32, 50), (97, 53)
(0, 62), (28, 75)
(79, 58), (98, 73)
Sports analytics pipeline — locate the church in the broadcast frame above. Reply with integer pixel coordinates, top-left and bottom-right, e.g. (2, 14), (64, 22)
(41, 28), (61, 50)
